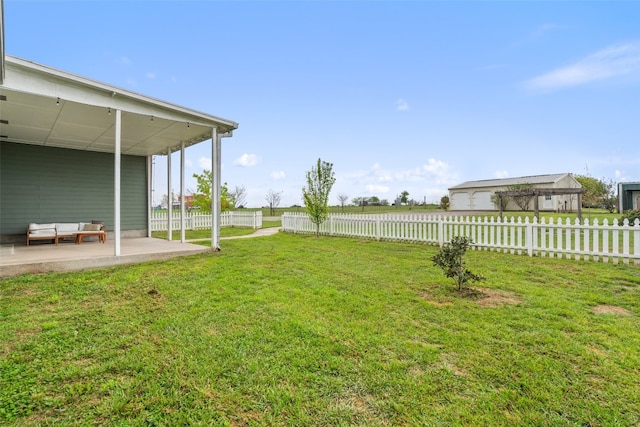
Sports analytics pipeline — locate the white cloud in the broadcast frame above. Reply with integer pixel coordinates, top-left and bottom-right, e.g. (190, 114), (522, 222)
(146, 72), (156, 79)
(125, 78), (137, 88)
(271, 171), (286, 181)
(396, 98), (410, 111)
(170, 76), (177, 83)
(340, 158), (457, 200)
(615, 169), (632, 182)
(494, 170), (509, 179)
(525, 42), (640, 92)
(198, 157), (211, 170)
(422, 158), (448, 175)
(233, 153), (259, 167)
(366, 184), (390, 194)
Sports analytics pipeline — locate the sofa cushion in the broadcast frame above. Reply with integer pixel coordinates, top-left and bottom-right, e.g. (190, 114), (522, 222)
(29, 223), (56, 235)
(56, 223), (81, 233)
(29, 230), (56, 237)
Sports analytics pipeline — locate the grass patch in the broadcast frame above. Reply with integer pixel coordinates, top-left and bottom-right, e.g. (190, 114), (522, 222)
(152, 227), (260, 240)
(1, 234), (638, 425)
(152, 222), (281, 241)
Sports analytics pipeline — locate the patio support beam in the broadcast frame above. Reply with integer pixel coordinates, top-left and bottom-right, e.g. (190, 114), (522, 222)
(114, 109), (122, 256)
(167, 147), (172, 241)
(211, 127), (220, 250)
(180, 141), (186, 243)
(147, 155), (152, 238)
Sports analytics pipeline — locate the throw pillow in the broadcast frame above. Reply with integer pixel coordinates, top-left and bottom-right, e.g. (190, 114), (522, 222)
(83, 223), (102, 231)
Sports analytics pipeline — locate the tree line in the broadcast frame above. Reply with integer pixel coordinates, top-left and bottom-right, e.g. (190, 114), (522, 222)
(159, 171), (622, 219)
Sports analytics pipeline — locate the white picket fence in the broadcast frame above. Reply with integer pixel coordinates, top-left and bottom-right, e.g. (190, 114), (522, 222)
(150, 211), (262, 231)
(281, 212), (640, 264)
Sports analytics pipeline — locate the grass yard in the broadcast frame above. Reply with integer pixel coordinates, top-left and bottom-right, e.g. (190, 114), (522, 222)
(1, 233), (639, 426)
(151, 222), (281, 241)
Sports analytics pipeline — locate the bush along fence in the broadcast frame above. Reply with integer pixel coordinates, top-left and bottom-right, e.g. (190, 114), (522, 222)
(281, 212), (640, 265)
(151, 211), (262, 232)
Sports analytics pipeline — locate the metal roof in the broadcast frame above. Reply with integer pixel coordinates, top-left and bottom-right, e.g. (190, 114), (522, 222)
(0, 55), (238, 156)
(449, 173), (572, 190)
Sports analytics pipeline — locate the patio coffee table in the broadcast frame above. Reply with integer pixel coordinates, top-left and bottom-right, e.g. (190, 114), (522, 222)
(75, 231), (106, 244)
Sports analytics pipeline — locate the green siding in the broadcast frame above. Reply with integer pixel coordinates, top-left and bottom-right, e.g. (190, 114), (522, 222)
(1, 142), (147, 236)
(620, 183), (640, 211)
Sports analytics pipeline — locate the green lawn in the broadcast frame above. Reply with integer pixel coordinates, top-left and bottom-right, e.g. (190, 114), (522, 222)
(151, 222), (281, 240)
(1, 233), (638, 426)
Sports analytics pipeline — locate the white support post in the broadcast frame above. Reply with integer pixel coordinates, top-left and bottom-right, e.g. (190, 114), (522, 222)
(211, 127), (220, 250)
(167, 147), (172, 241)
(147, 155), (152, 238)
(180, 141), (186, 243)
(114, 109), (122, 256)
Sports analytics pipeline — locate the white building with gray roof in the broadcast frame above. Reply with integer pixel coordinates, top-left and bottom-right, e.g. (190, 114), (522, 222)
(448, 173), (582, 212)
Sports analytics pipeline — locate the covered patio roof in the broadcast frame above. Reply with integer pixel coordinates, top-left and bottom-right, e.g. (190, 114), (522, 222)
(1, 54), (238, 254)
(0, 55), (238, 156)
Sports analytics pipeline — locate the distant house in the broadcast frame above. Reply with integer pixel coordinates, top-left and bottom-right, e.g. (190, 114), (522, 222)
(618, 182), (640, 212)
(173, 195), (197, 210)
(448, 173), (582, 212)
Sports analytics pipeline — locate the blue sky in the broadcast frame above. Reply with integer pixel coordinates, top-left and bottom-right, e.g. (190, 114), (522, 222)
(5, 1), (640, 207)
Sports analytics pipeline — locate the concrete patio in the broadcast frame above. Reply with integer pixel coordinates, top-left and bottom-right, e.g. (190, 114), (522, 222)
(0, 238), (213, 278)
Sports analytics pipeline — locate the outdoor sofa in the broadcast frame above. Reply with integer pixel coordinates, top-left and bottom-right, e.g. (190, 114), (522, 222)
(26, 222), (106, 246)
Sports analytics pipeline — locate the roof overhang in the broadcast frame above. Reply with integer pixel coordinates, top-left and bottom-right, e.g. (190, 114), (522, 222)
(0, 55), (238, 156)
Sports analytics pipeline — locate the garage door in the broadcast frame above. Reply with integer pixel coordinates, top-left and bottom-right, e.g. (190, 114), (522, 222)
(450, 192), (471, 210)
(472, 191), (493, 210)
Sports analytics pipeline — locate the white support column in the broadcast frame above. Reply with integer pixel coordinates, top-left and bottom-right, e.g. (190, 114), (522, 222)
(180, 141), (186, 243)
(114, 109), (122, 256)
(211, 127), (220, 250)
(147, 155), (152, 238)
(167, 147), (172, 241)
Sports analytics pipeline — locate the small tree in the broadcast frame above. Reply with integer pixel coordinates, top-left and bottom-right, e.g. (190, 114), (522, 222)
(231, 185), (247, 209)
(507, 183), (534, 211)
(440, 195), (450, 211)
(265, 189), (283, 216)
(432, 236), (485, 291)
(337, 193), (349, 212)
(190, 170), (233, 213)
(491, 193), (508, 211)
(302, 158), (336, 237)
(575, 174), (609, 208)
(399, 190), (410, 204)
(602, 178), (617, 213)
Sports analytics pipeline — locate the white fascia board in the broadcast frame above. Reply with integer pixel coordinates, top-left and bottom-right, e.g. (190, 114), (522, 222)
(3, 55), (238, 131)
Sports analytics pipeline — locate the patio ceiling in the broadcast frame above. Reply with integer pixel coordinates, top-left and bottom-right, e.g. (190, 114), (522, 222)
(0, 56), (238, 156)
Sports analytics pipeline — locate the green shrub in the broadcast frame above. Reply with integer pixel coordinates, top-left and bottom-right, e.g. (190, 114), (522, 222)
(432, 236), (485, 291)
(439, 195), (450, 211)
(620, 209), (640, 225)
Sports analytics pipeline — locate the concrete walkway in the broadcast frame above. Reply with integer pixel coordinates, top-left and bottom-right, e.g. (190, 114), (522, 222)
(221, 227), (280, 240)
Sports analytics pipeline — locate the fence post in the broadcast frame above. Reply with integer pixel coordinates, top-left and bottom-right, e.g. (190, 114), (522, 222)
(376, 216), (381, 241)
(526, 219), (533, 257)
(438, 216), (444, 247)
